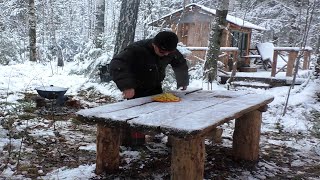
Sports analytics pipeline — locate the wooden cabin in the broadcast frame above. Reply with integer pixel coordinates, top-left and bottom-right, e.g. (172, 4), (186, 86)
(149, 3), (266, 69)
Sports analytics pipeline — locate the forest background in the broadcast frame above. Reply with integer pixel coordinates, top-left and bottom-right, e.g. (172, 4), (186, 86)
(1, 0), (319, 70)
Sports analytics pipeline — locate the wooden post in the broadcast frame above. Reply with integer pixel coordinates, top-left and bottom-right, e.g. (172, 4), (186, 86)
(171, 136), (205, 180)
(206, 127), (223, 144)
(302, 50), (310, 70)
(95, 124), (121, 174)
(232, 110), (262, 161)
(222, 52), (230, 71)
(271, 50), (278, 77)
(244, 52), (250, 66)
(232, 50), (238, 73)
(286, 51), (298, 77)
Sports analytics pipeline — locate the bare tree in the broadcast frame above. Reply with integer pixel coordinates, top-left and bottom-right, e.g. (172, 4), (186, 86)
(88, 0), (96, 39)
(28, 0), (37, 61)
(203, 0), (229, 89)
(94, 0), (105, 48)
(283, 0), (317, 116)
(113, 0), (140, 55)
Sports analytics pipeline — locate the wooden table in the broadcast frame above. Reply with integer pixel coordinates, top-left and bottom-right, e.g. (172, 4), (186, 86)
(76, 89), (274, 179)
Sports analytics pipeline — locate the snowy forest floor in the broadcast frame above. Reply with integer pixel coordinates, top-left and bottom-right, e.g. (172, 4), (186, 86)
(1, 85), (320, 180)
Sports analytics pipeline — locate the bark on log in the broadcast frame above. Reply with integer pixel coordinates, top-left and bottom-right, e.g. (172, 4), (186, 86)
(232, 110), (262, 161)
(95, 124), (121, 174)
(171, 136), (205, 180)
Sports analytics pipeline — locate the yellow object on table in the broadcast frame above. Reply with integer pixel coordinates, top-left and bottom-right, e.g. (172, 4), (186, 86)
(152, 93), (180, 102)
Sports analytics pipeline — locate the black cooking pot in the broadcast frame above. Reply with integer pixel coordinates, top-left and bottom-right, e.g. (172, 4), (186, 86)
(35, 85), (68, 99)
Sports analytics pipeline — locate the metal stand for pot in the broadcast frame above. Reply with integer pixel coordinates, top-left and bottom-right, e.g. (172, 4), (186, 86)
(50, 93), (56, 130)
(35, 85), (68, 130)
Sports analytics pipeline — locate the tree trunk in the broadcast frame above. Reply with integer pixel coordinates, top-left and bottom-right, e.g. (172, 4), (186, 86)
(94, 0), (105, 48)
(316, 35), (320, 55)
(113, 0), (141, 55)
(203, 0), (229, 87)
(28, 0), (37, 62)
(88, 0), (95, 39)
(113, 0), (141, 144)
(57, 46), (64, 67)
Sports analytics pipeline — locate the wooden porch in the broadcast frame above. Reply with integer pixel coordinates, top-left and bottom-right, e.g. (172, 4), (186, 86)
(271, 47), (312, 77)
(185, 45), (313, 77)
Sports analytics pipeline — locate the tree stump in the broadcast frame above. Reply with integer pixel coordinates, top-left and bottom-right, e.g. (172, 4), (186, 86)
(232, 110), (262, 161)
(171, 136), (205, 180)
(95, 124), (121, 174)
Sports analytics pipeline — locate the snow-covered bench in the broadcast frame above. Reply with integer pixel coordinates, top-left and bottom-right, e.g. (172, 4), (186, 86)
(77, 89), (274, 180)
(256, 42), (274, 70)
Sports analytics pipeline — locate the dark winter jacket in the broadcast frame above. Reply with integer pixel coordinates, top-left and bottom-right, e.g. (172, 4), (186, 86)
(110, 39), (189, 98)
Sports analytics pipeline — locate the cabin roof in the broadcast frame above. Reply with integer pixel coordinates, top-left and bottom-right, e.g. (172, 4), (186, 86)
(149, 3), (266, 31)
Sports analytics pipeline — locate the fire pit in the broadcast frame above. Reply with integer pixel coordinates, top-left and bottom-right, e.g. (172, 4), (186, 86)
(35, 85), (68, 99)
(35, 85), (68, 105)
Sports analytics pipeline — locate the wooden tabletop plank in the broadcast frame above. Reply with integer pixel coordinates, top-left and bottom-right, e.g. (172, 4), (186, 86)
(128, 94), (273, 136)
(77, 90), (246, 123)
(156, 94), (274, 136)
(77, 96), (152, 120)
(76, 88), (203, 119)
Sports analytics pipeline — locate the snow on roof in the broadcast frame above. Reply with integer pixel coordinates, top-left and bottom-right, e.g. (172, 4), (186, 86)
(197, 4), (267, 31)
(186, 46), (239, 51)
(150, 3), (266, 31)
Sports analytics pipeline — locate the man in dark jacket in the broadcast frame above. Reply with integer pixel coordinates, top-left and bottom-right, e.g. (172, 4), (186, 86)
(110, 31), (189, 99)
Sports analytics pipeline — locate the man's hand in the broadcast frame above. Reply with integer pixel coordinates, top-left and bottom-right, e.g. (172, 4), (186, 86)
(123, 88), (135, 99)
(178, 86), (187, 90)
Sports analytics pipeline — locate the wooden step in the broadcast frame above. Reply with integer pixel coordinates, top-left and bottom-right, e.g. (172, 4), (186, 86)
(231, 81), (271, 89)
(239, 67), (257, 72)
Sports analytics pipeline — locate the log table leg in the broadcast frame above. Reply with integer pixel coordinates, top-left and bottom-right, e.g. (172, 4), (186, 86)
(95, 124), (121, 174)
(232, 110), (262, 161)
(171, 136), (205, 180)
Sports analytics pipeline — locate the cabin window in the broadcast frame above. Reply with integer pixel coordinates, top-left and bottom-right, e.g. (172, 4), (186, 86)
(231, 31), (248, 56)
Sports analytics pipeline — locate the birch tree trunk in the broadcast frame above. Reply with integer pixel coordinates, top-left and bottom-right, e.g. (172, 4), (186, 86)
(113, 0), (140, 55)
(94, 0), (105, 48)
(88, 0), (95, 39)
(203, 0), (229, 88)
(28, 0), (37, 61)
